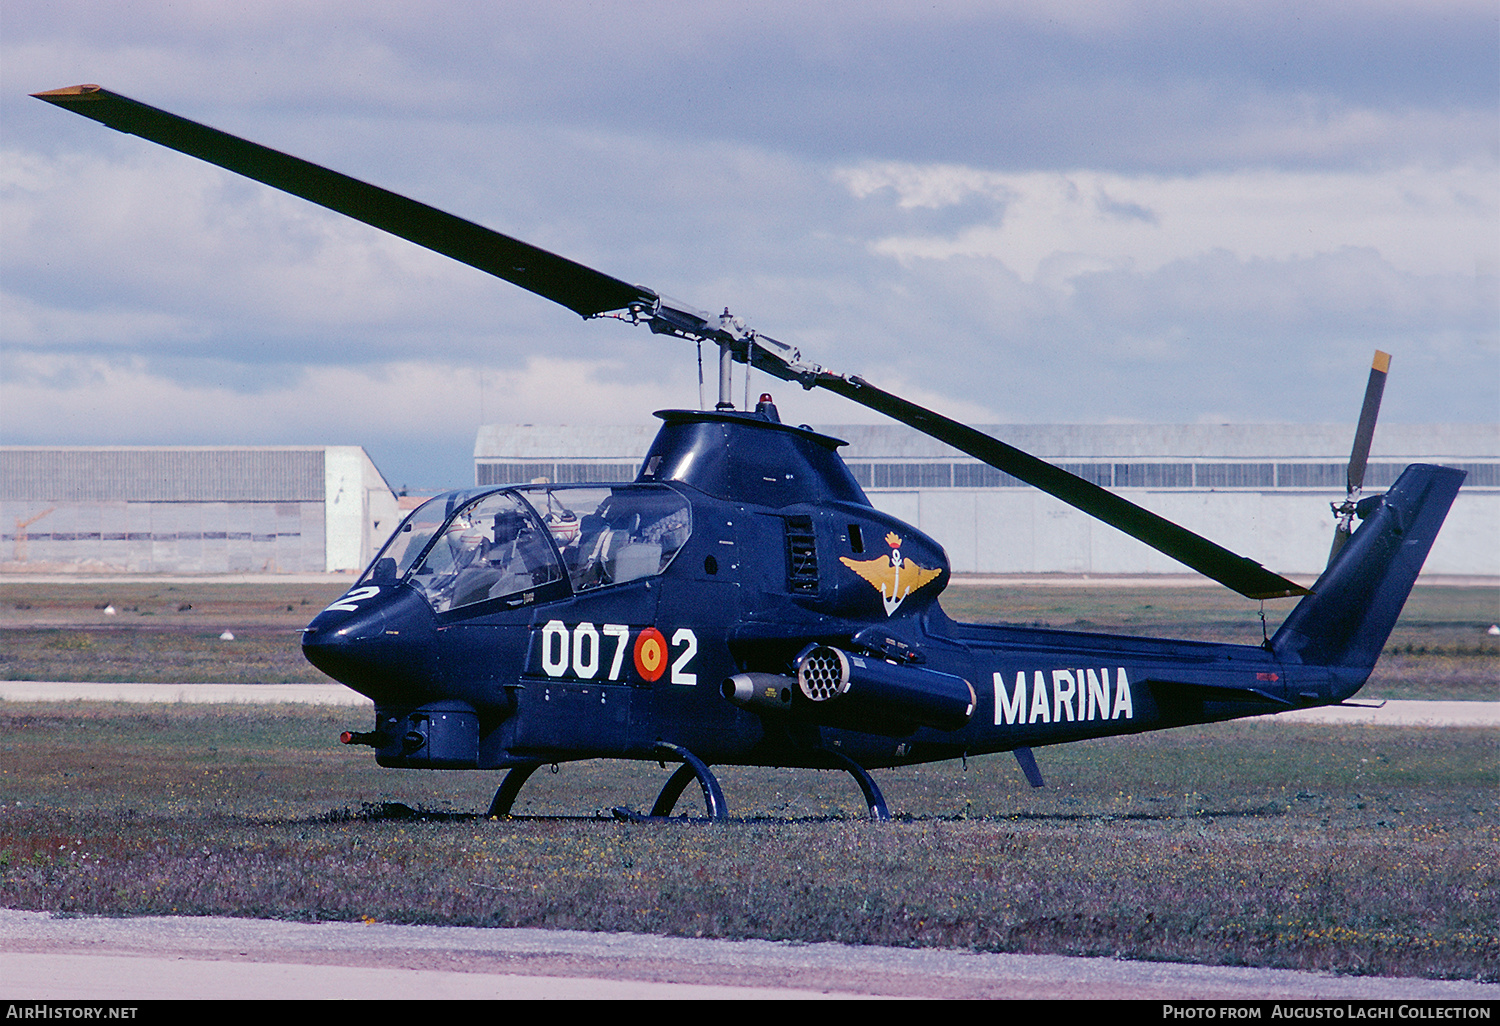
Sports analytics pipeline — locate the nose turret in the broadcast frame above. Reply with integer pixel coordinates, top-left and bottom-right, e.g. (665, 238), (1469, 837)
(302, 583), (438, 703)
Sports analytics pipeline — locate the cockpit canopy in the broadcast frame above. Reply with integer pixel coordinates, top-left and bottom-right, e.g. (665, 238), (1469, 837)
(362, 483), (691, 615)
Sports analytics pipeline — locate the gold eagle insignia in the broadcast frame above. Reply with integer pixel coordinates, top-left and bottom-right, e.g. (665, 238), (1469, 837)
(839, 532), (942, 616)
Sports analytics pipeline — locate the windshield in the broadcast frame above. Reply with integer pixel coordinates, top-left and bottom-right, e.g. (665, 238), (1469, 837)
(361, 484), (692, 615)
(360, 495), (450, 585)
(406, 491), (564, 614)
(520, 484), (691, 593)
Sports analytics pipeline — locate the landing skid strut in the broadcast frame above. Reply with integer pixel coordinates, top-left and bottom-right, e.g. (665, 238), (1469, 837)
(650, 741), (728, 820)
(486, 763), (542, 818)
(820, 749), (890, 821)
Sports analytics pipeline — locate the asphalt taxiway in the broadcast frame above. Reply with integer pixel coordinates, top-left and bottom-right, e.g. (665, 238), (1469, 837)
(4, 909), (1498, 1000)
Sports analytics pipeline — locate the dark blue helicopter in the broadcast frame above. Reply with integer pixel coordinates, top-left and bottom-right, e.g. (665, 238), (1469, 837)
(36, 85), (1465, 821)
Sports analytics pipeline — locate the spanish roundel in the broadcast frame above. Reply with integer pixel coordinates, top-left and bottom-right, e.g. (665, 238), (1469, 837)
(633, 627), (668, 682)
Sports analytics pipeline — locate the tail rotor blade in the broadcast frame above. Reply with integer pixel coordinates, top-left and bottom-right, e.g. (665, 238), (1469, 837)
(1330, 351), (1391, 565)
(1329, 518), (1355, 564)
(1346, 351), (1390, 496)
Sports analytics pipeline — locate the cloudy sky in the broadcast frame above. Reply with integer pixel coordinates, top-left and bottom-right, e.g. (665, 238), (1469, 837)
(2, 1), (1496, 491)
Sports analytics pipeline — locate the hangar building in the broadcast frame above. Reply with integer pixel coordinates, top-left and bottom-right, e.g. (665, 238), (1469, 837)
(0, 446), (397, 574)
(474, 422), (1499, 578)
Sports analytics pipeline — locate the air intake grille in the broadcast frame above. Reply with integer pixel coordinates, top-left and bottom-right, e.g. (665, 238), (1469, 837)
(784, 515), (819, 593)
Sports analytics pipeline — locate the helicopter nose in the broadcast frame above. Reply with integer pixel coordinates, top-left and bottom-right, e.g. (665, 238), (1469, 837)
(302, 584), (435, 701)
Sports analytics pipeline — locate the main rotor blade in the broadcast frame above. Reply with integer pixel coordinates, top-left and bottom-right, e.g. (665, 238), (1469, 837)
(1346, 350), (1390, 496)
(38, 84), (1311, 601)
(33, 85), (653, 318)
(794, 369), (1310, 600)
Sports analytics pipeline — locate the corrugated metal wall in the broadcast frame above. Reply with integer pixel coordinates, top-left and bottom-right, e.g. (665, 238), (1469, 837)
(1, 449), (329, 572)
(1, 449), (324, 502)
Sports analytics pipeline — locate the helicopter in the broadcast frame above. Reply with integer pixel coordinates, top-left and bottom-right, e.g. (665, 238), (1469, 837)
(35, 85), (1465, 821)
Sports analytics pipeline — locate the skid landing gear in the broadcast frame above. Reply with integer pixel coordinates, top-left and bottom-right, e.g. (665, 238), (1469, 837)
(486, 748), (728, 822)
(487, 746), (888, 823)
(646, 741), (727, 821)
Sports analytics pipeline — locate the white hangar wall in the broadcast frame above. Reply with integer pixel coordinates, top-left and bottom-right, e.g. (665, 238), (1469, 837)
(323, 446), (401, 573)
(837, 424), (1498, 578)
(0, 446), (397, 574)
(473, 422), (1499, 578)
(872, 486), (1497, 577)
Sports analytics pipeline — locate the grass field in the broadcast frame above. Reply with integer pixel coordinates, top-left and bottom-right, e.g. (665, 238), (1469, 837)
(0, 705), (1494, 981)
(0, 577), (1496, 981)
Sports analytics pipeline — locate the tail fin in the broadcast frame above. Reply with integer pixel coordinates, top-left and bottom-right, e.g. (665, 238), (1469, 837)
(1272, 464), (1465, 674)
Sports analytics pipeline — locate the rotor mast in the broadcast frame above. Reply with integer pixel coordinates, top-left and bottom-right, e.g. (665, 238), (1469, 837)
(628, 297), (777, 410)
(717, 319), (734, 410)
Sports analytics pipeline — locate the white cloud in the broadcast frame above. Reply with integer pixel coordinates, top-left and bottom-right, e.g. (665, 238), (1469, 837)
(840, 163), (1499, 282)
(0, 353), (698, 440)
(0, 290), (202, 352)
(1, 0), (1494, 462)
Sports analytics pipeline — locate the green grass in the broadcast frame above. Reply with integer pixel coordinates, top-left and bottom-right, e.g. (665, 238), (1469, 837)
(0, 580), (346, 685)
(0, 703), (1495, 981)
(0, 626), (332, 685)
(0, 581), (349, 626)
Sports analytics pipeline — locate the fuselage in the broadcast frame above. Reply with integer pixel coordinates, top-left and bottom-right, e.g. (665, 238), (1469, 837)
(303, 407), (1349, 774)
